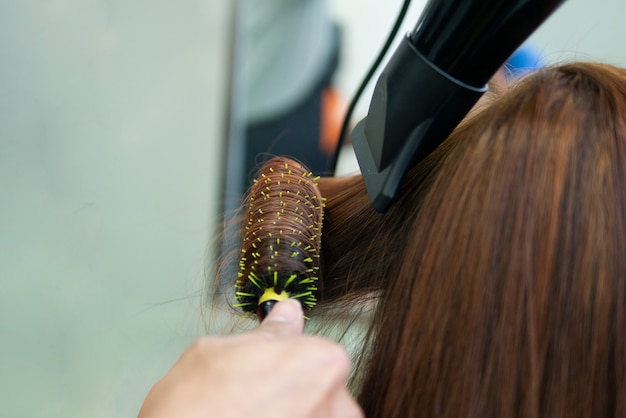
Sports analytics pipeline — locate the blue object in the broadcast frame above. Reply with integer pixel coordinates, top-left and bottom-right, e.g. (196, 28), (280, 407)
(506, 44), (546, 79)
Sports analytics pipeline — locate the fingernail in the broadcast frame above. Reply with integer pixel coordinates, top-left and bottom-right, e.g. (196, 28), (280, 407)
(264, 299), (303, 323)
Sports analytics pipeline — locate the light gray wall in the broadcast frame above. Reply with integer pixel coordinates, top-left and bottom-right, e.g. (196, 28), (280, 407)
(0, 1), (231, 416)
(529, 0), (626, 66)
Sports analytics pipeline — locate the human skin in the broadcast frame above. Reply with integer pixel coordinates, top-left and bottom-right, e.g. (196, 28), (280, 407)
(138, 299), (363, 418)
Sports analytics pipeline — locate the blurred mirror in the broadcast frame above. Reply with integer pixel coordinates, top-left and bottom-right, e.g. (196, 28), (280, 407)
(224, 0), (626, 212)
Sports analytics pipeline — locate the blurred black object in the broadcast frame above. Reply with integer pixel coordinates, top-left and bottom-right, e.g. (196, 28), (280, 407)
(242, 25), (341, 193)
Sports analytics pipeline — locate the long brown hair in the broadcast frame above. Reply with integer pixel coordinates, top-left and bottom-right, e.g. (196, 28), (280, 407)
(222, 62), (626, 416)
(315, 62), (626, 417)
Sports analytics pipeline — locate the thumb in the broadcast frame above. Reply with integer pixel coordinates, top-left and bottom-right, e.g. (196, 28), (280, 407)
(257, 299), (304, 338)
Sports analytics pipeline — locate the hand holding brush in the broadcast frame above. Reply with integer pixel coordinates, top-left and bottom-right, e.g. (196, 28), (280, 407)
(138, 300), (363, 418)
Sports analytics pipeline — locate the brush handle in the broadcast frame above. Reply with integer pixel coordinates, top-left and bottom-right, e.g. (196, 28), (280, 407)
(257, 300), (277, 321)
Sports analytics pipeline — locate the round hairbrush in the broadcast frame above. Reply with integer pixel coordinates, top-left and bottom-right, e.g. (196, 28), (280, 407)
(234, 157), (324, 321)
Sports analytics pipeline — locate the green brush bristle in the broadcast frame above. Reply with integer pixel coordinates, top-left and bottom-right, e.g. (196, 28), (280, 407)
(235, 158), (324, 319)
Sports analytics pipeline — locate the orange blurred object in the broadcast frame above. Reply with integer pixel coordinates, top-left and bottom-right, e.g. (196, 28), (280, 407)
(319, 87), (346, 156)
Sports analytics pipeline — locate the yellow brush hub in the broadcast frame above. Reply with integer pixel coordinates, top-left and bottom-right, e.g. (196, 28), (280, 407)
(258, 288), (290, 305)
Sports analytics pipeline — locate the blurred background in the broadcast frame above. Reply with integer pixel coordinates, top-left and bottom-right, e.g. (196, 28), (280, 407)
(1, 0), (625, 416)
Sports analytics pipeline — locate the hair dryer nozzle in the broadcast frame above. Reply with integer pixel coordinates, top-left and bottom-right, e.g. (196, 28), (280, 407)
(351, 37), (486, 212)
(351, 0), (566, 212)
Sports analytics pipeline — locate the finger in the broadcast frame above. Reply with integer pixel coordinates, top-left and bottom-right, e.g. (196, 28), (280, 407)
(330, 387), (364, 418)
(312, 387), (364, 418)
(268, 339), (353, 416)
(256, 299), (304, 338)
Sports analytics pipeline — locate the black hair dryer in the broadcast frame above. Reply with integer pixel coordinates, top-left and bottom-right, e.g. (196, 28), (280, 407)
(351, 0), (566, 212)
